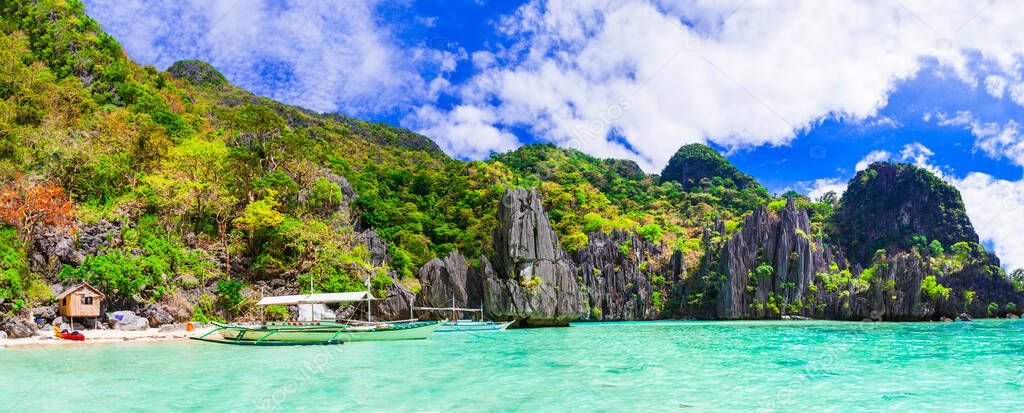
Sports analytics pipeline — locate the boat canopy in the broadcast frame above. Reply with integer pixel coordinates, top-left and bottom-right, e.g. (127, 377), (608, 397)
(413, 306), (482, 312)
(257, 292), (374, 306)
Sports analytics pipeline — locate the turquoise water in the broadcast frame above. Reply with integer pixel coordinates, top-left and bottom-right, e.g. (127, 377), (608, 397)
(3, 320), (1023, 412)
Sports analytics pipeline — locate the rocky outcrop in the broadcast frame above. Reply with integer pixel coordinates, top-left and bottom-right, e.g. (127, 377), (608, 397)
(712, 200), (850, 319)
(299, 169), (357, 218)
(139, 303), (175, 327)
(360, 230), (389, 267)
(28, 305), (58, 323)
(109, 311), (149, 331)
(483, 189), (584, 326)
(697, 198), (1024, 321)
(574, 230), (676, 320)
(835, 163), (978, 266)
(1, 315), (37, 338)
(415, 251), (482, 319)
(374, 281), (416, 321)
(31, 220), (124, 271)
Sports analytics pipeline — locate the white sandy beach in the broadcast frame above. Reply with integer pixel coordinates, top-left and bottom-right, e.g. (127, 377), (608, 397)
(0, 326), (217, 348)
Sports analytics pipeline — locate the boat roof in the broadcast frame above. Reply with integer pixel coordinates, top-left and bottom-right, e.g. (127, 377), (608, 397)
(413, 306), (482, 312)
(256, 292), (374, 306)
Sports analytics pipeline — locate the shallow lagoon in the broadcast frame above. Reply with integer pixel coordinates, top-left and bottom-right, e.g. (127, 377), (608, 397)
(3, 320), (1023, 412)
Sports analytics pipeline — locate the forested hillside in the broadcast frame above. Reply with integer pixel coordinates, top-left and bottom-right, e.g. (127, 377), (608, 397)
(1, 1), (1021, 335)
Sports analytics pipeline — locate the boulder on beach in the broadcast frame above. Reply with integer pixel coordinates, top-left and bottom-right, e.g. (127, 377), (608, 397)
(140, 303), (176, 327)
(957, 313), (973, 322)
(109, 311), (149, 331)
(0, 315), (38, 338)
(1008, 313), (1020, 319)
(28, 305), (58, 323)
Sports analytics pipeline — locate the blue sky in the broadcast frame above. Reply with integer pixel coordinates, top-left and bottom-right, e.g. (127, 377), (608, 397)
(83, 0), (1024, 269)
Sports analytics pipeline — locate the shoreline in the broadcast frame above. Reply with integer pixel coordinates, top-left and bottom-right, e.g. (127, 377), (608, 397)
(6, 318), (1020, 349)
(0, 326), (216, 349)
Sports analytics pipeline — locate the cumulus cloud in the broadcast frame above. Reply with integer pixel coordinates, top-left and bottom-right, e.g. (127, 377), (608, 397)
(985, 75), (1008, 99)
(855, 150), (893, 172)
(1010, 83), (1024, 107)
(953, 172), (1024, 271)
(407, 105), (520, 160)
(84, 0), (462, 115)
(794, 177), (848, 200)
(935, 110), (1024, 167)
(407, 0), (1024, 170)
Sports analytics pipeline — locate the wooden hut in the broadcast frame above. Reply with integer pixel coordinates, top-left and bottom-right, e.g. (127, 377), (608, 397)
(56, 283), (105, 318)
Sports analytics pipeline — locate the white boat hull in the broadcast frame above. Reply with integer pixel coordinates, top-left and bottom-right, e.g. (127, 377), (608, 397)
(435, 320), (514, 332)
(217, 322), (440, 342)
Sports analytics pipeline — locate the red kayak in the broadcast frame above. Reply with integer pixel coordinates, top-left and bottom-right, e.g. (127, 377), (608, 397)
(53, 326), (85, 341)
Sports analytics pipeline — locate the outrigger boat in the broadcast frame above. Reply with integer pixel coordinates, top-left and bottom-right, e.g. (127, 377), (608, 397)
(414, 296), (513, 332)
(192, 291), (439, 346)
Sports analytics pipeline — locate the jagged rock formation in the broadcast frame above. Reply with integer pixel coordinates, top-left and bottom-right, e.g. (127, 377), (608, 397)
(483, 188), (584, 326)
(359, 230), (389, 267)
(574, 230), (675, 320)
(374, 282), (416, 321)
(711, 200), (851, 319)
(415, 251), (482, 319)
(31, 220), (124, 271)
(699, 198), (1023, 321)
(835, 163), (978, 265)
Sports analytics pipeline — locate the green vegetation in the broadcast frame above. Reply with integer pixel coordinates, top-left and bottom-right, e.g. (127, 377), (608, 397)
(835, 163), (977, 266)
(920, 275), (951, 301)
(0, 1), (1017, 323)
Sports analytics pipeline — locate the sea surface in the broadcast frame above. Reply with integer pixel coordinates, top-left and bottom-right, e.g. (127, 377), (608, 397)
(2, 320), (1023, 412)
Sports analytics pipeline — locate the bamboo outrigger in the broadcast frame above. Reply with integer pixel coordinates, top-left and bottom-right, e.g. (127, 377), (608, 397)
(191, 289), (439, 346)
(414, 294), (514, 332)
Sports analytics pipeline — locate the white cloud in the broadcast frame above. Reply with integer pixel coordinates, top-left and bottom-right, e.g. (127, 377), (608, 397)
(409, 0), (1024, 170)
(795, 177), (848, 200)
(855, 150), (892, 172)
(934, 110), (1024, 167)
(1010, 83), (1024, 108)
(899, 142), (943, 176)
(985, 75), (1008, 99)
(84, 0), (463, 115)
(953, 172), (1024, 271)
(407, 105), (520, 160)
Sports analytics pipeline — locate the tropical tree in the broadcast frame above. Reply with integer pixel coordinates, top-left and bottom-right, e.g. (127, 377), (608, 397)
(0, 176), (75, 244)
